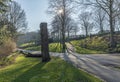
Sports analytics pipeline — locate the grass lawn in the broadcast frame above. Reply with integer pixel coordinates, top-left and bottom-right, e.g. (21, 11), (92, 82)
(20, 42), (105, 54)
(71, 40), (106, 54)
(49, 43), (62, 53)
(0, 55), (102, 82)
(21, 42), (62, 53)
(20, 42), (35, 48)
(75, 46), (106, 54)
(25, 46), (41, 51)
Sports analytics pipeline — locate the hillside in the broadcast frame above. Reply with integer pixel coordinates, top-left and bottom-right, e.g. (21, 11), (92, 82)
(71, 34), (120, 54)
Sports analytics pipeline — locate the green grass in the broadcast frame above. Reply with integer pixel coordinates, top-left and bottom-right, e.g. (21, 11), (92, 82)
(0, 55), (102, 82)
(20, 42), (35, 48)
(21, 42), (62, 53)
(49, 43), (62, 53)
(71, 40), (80, 46)
(25, 46), (41, 51)
(0, 53), (17, 66)
(75, 46), (106, 54)
(71, 40), (106, 54)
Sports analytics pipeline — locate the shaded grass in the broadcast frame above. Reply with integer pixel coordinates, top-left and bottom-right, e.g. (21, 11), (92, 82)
(0, 55), (102, 82)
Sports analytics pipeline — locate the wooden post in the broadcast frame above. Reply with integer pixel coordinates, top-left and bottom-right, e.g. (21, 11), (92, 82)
(40, 22), (50, 62)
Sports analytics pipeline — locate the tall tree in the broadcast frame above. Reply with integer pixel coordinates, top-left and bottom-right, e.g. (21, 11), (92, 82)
(78, 12), (94, 37)
(65, 17), (79, 39)
(51, 15), (61, 40)
(77, 0), (120, 48)
(94, 8), (106, 34)
(48, 0), (74, 53)
(0, 0), (10, 13)
(0, 1), (27, 40)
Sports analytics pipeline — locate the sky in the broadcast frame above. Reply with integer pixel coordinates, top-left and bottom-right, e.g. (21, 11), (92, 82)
(14, 0), (51, 32)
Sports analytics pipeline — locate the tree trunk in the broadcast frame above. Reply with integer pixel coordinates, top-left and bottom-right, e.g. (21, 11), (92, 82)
(109, 1), (116, 48)
(62, 19), (66, 53)
(109, 17), (116, 48)
(40, 23), (50, 62)
(61, 0), (66, 53)
(100, 22), (104, 34)
(85, 26), (88, 37)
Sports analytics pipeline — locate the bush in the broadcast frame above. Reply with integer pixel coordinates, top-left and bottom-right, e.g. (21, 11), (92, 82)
(0, 38), (16, 66)
(0, 52), (17, 66)
(0, 38), (16, 58)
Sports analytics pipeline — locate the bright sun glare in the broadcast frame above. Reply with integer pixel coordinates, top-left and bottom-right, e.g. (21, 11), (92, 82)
(58, 9), (63, 14)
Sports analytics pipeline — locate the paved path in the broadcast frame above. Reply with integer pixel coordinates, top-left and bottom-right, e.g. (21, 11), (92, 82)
(18, 45), (120, 82)
(64, 43), (120, 82)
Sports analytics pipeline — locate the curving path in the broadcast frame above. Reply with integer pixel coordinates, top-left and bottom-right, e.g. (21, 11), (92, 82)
(62, 43), (120, 82)
(18, 45), (120, 82)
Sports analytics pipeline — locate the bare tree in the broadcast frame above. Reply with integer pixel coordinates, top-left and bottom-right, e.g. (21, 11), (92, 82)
(67, 21), (79, 38)
(51, 15), (61, 40)
(50, 14), (78, 42)
(78, 12), (94, 37)
(94, 8), (106, 34)
(0, 1), (27, 40)
(115, 17), (120, 32)
(48, 0), (74, 53)
(60, 16), (79, 40)
(0, 0), (11, 13)
(77, 0), (120, 48)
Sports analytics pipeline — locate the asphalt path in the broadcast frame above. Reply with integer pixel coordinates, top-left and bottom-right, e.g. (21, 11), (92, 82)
(63, 43), (120, 82)
(18, 45), (120, 82)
